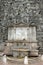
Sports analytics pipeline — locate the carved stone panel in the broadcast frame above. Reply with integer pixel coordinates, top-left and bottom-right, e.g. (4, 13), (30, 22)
(8, 26), (37, 42)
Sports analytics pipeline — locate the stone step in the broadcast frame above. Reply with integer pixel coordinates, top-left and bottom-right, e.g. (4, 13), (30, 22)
(13, 49), (39, 57)
(30, 50), (39, 56)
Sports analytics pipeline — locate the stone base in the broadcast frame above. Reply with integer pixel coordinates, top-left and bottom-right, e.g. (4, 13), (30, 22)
(13, 51), (28, 58)
(30, 50), (39, 56)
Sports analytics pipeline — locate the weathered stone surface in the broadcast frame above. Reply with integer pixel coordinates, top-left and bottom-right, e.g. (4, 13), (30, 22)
(0, 0), (43, 53)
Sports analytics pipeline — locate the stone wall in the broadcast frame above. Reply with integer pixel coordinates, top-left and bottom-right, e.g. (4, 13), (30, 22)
(0, 0), (43, 53)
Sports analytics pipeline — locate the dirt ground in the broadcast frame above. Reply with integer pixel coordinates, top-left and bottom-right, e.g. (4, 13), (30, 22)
(0, 57), (43, 65)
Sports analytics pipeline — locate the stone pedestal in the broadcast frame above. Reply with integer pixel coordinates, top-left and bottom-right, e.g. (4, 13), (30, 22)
(6, 26), (39, 57)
